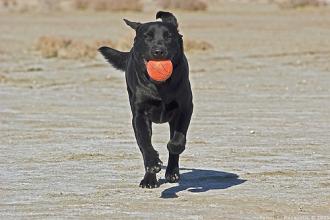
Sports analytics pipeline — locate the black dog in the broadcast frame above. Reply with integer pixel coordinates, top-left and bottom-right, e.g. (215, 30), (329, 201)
(99, 11), (193, 188)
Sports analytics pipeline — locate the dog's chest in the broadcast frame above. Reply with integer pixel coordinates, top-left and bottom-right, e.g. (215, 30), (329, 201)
(134, 84), (178, 123)
(147, 100), (178, 124)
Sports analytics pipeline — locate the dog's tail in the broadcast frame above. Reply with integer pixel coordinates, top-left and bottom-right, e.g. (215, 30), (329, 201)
(98, 46), (129, 71)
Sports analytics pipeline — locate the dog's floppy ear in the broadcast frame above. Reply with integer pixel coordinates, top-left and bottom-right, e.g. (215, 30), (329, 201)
(156, 11), (178, 29)
(123, 19), (141, 30)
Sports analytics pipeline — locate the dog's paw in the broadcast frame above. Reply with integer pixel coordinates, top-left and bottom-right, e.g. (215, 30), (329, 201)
(146, 158), (163, 173)
(167, 132), (186, 155)
(165, 167), (180, 183)
(139, 173), (159, 189)
(145, 155), (163, 174)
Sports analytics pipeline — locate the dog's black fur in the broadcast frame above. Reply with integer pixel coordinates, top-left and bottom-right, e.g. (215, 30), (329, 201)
(99, 11), (193, 188)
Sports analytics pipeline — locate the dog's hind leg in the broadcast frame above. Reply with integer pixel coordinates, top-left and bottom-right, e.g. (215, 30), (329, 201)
(132, 113), (163, 188)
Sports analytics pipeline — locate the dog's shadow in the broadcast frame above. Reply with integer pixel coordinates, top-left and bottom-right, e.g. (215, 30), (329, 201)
(160, 167), (246, 198)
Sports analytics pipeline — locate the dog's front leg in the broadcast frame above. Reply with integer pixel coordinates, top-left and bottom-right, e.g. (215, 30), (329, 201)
(132, 112), (163, 188)
(167, 106), (193, 155)
(166, 106), (193, 183)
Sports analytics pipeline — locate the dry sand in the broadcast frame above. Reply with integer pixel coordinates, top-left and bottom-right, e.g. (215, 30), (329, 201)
(1, 2), (330, 219)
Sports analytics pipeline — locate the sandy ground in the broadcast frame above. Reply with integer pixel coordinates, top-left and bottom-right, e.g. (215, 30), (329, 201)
(1, 2), (330, 219)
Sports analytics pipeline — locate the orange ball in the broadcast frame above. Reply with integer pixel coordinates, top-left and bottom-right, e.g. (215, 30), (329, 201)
(146, 60), (173, 82)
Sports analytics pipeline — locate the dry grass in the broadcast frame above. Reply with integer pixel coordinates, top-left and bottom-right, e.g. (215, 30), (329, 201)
(35, 35), (213, 59)
(0, 0), (143, 12)
(184, 39), (213, 52)
(116, 34), (135, 51)
(115, 35), (213, 53)
(72, 0), (143, 11)
(36, 36), (72, 58)
(36, 36), (113, 59)
(156, 0), (207, 11)
(0, 0), (61, 12)
(272, 0), (329, 8)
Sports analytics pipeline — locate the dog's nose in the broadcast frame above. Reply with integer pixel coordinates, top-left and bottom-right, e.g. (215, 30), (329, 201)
(151, 48), (166, 59)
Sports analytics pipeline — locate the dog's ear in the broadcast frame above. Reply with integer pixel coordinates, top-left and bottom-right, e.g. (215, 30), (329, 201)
(123, 19), (141, 30)
(156, 11), (178, 29)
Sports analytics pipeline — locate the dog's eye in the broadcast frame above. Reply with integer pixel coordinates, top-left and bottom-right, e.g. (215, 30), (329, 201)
(164, 33), (172, 39)
(144, 33), (153, 41)
(164, 33), (173, 42)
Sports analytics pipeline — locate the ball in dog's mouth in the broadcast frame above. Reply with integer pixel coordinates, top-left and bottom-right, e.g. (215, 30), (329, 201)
(146, 60), (173, 82)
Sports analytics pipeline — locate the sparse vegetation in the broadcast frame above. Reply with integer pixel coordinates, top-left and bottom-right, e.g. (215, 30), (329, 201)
(116, 34), (135, 51)
(35, 35), (213, 59)
(0, 0), (143, 12)
(156, 0), (207, 11)
(0, 0), (60, 12)
(35, 36), (113, 59)
(271, 0), (329, 8)
(72, 0), (143, 11)
(184, 39), (213, 52)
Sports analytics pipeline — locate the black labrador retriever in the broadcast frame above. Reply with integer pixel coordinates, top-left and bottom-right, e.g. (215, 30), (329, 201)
(99, 11), (193, 188)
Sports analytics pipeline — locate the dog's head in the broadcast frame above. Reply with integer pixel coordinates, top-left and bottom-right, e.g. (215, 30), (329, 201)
(124, 11), (183, 64)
